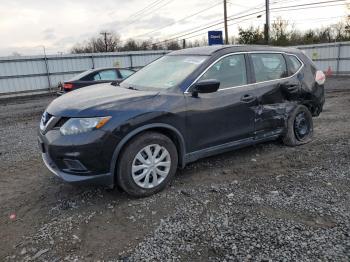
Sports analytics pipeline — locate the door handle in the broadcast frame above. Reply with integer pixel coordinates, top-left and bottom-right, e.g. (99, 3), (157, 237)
(241, 94), (256, 103)
(280, 83), (301, 94)
(286, 84), (300, 93)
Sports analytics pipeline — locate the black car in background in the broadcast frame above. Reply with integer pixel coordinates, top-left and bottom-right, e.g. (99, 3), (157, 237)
(57, 67), (135, 94)
(39, 45), (325, 197)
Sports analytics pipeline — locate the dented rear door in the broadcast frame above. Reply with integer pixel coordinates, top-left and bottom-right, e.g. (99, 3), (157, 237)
(248, 52), (299, 139)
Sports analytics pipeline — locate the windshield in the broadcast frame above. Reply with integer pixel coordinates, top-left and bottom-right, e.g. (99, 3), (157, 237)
(120, 55), (208, 90)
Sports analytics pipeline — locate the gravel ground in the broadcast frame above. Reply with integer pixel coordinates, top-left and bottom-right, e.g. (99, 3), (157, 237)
(0, 78), (349, 261)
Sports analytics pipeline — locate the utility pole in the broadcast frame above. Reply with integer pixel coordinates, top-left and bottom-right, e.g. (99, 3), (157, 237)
(224, 0), (228, 44)
(265, 0), (270, 45)
(100, 31), (111, 52)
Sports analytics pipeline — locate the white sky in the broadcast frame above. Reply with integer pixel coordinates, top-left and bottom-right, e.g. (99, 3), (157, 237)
(0, 0), (348, 56)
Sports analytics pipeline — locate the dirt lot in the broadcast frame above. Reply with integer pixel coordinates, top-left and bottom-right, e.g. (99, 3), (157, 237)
(0, 78), (349, 261)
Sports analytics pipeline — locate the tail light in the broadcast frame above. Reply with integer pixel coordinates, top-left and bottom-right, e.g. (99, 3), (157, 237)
(315, 70), (326, 85)
(63, 83), (74, 90)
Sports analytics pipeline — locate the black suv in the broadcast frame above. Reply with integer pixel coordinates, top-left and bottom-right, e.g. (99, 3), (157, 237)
(38, 45), (325, 197)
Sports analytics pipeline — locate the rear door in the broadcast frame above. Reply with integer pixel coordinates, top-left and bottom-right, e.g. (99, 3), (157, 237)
(248, 52), (293, 138)
(185, 53), (257, 152)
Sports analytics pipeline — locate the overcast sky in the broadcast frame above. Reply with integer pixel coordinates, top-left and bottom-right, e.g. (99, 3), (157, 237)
(0, 0), (348, 56)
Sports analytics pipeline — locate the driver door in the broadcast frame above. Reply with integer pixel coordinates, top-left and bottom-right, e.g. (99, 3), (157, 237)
(185, 53), (257, 153)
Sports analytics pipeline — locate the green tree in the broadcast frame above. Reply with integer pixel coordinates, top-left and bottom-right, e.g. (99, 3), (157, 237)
(237, 26), (264, 44)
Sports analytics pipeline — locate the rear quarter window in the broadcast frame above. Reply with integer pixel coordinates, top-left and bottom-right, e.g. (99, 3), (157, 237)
(286, 55), (303, 75)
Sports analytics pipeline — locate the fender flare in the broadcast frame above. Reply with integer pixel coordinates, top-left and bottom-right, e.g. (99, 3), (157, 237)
(110, 123), (186, 181)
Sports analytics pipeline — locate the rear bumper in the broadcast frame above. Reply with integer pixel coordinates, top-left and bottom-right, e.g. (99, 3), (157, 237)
(42, 152), (114, 187)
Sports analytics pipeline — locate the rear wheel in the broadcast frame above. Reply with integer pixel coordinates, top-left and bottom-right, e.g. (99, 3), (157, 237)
(117, 132), (178, 197)
(282, 105), (313, 146)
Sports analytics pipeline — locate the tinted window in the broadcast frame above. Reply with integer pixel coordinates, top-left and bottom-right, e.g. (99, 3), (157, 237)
(287, 55), (302, 75)
(81, 73), (95, 81)
(71, 70), (93, 81)
(119, 69), (134, 78)
(93, 69), (118, 81)
(251, 53), (287, 82)
(199, 54), (247, 89)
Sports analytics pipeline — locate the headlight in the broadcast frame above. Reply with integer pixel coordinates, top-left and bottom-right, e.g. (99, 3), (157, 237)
(60, 116), (111, 135)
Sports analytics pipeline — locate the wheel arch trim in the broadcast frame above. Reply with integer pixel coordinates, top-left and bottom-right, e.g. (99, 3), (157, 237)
(110, 123), (186, 180)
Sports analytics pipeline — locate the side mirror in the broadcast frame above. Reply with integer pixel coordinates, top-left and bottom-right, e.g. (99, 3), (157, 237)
(191, 79), (220, 97)
(111, 80), (120, 86)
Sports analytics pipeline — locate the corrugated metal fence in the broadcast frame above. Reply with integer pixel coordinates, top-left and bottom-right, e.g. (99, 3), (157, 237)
(296, 41), (349, 75)
(0, 42), (348, 96)
(0, 50), (169, 96)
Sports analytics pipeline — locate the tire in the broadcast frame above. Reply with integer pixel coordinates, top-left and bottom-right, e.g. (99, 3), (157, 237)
(117, 131), (178, 197)
(282, 105), (314, 146)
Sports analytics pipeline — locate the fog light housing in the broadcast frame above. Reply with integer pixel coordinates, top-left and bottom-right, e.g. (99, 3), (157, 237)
(63, 159), (87, 172)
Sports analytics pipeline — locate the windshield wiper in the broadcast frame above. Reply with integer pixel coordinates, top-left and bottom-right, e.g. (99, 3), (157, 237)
(127, 86), (139, 90)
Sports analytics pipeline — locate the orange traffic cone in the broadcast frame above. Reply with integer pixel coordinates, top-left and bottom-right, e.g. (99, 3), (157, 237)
(325, 66), (333, 76)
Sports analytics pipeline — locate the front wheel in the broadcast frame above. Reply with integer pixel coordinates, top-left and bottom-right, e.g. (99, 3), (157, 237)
(282, 105), (314, 146)
(117, 132), (178, 197)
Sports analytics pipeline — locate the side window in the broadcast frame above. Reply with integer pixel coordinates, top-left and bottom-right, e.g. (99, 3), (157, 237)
(287, 55), (302, 75)
(251, 53), (287, 82)
(199, 54), (247, 89)
(94, 69), (118, 80)
(92, 73), (101, 80)
(119, 69), (134, 79)
(81, 73), (95, 81)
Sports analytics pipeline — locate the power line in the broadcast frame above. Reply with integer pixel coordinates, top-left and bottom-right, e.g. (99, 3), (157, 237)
(150, 5), (266, 43)
(160, 13), (346, 45)
(125, 0), (174, 27)
(147, 0), (294, 44)
(123, 1), (267, 43)
(128, 0), (222, 40)
(123, 0), (165, 22)
(292, 16), (346, 24)
(156, 9), (266, 44)
(271, 2), (347, 13)
(271, 0), (345, 11)
(180, 16), (262, 41)
(271, 15), (345, 22)
(149, 0), (346, 46)
(150, 10), (265, 46)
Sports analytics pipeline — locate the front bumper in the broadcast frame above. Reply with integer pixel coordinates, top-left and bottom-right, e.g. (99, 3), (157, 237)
(38, 125), (120, 187)
(42, 152), (114, 187)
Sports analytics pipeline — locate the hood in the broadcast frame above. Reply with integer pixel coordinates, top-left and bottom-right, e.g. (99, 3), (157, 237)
(47, 83), (159, 117)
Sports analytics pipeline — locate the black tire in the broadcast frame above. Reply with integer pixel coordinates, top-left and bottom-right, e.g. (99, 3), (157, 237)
(282, 105), (313, 146)
(117, 131), (178, 197)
